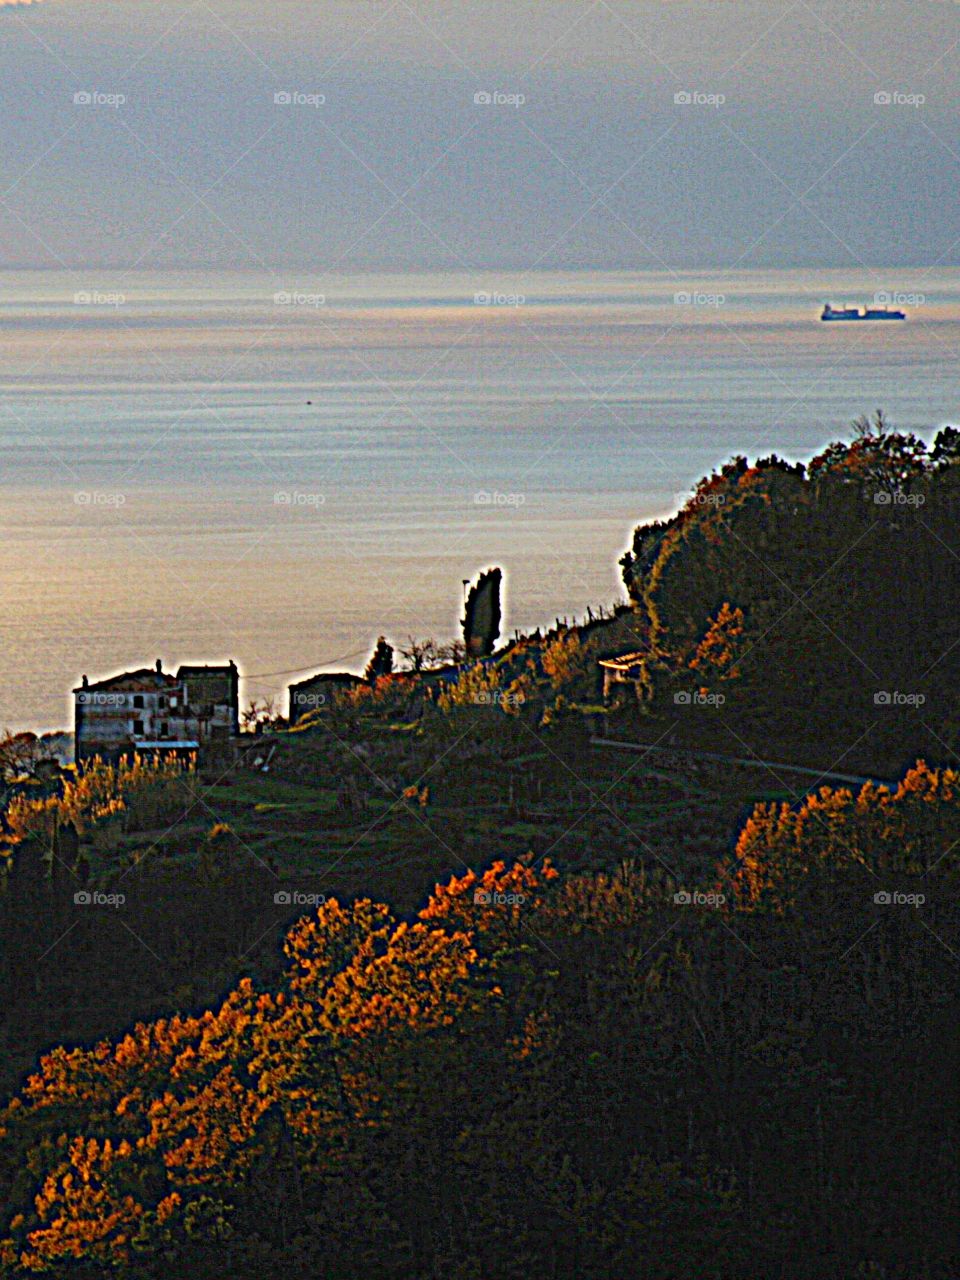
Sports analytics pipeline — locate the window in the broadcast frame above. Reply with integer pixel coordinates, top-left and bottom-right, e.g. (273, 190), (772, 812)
(158, 696), (166, 709)
(170, 696), (178, 708)
(133, 719), (144, 735)
(133, 695), (144, 709)
(159, 721), (169, 737)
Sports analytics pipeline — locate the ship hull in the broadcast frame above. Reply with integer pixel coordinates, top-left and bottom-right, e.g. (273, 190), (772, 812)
(821, 313), (906, 322)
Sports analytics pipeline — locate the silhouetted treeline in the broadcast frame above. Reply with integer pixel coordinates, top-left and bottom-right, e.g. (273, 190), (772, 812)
(618, 423), (960, 773)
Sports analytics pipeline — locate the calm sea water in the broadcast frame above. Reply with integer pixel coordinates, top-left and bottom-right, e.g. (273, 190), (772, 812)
(1, 268), (957, 731)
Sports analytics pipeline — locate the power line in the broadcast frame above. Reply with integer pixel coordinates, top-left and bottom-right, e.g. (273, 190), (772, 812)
(242, 647), (371, 681)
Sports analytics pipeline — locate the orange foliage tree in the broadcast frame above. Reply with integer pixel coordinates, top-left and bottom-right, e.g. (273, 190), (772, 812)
(0, 863), (551, 1271)
(723, 760), (960, 907)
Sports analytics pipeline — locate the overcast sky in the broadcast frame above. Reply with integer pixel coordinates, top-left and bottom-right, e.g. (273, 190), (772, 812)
(1, 0), (958, 270)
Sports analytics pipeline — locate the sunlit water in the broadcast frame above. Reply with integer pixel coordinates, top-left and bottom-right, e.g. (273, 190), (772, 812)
(1, 268), (957, 731)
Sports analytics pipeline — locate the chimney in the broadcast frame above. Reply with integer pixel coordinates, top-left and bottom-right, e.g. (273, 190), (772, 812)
(156, 659), (163, 673)
(81, 675), (89, 688)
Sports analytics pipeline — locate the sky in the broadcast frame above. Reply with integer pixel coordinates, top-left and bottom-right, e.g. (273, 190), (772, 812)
(0, 0), (958, 270)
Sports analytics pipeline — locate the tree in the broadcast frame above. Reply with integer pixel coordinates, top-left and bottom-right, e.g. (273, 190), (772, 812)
(809, 410), (929, 495)
(364, 636), (394, 683)
(462, 568), (502, 658)
(931, 425), (960, 468)
(240, 698), (282, 730)
(540, 630), (585, 691)
(437, 639), (466, 665)
(0, 730), (42, 783)
(398, 637), (440, 673)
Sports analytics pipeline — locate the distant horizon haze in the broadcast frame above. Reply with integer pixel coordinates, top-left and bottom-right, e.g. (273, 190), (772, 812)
(0, 1), (958, 270)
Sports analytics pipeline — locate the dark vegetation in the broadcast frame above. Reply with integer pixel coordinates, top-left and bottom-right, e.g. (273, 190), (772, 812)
(616, 414), (960, 776)
(1, 418), (959, 1277)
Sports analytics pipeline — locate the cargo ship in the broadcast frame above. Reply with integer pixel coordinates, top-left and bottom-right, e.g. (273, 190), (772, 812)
(821, 302), (906, 321)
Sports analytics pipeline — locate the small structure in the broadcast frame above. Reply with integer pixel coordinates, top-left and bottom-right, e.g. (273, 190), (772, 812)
(288, 672), (364, 723)
(598, 651), (646, 702)
(74, 659), (238, 764)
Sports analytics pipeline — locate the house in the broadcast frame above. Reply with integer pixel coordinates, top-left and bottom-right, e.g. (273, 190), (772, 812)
(74, 659), (238, 764)
(598, 651), (646, 702)
(175, 664), (240, 743)
(288, 672), (364, 722)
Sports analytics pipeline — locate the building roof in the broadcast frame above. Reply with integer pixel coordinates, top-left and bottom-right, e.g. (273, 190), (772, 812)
(598, 651), (647, 673)
(74, 661), (237, 695)
(177, 663), (237, 677)
(74, 667), (178, 694)
(289, 671), (364, 692)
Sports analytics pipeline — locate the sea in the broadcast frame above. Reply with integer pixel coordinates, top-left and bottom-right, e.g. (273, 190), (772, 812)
(1, 267), (957, 732)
